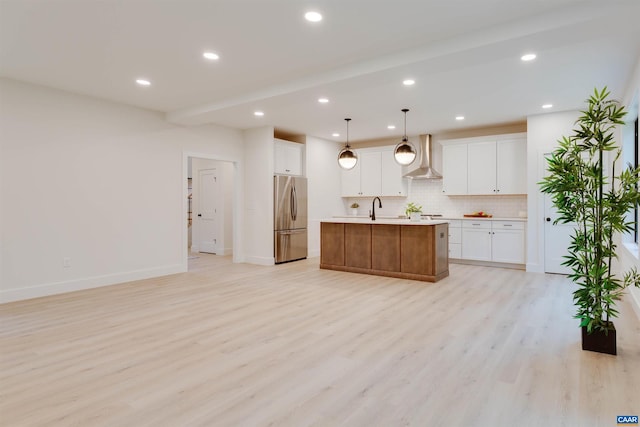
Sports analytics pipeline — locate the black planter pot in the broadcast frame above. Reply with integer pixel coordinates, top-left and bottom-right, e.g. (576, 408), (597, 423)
(581, 323), (617, 355)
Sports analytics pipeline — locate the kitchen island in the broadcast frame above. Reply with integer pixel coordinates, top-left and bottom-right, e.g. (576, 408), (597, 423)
(320, 218), (449, 282)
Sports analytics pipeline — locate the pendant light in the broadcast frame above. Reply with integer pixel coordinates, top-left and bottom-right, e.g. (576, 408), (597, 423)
(338, 118), (358, 170)
(394, 108), (417, 166)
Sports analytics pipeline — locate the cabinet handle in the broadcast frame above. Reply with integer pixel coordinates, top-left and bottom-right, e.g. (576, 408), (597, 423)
(503, 224), (512, 227)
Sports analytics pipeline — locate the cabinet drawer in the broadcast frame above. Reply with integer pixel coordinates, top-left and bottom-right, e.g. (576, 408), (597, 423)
(447, 219), (462, 228)
(492, 221), (524, 230)
(449, 243), (462, 259)
(462, 220), (491, 230)
(449, 227), (461, 244)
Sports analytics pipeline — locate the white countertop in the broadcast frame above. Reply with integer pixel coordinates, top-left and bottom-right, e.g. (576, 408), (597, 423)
(442, 216), (527, 222)
(324, 218), (449, 226)
(332, 215), (527, 223)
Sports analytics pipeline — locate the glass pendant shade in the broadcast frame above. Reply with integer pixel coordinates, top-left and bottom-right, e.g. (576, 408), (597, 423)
(338, 147), (358, 169)
(394, 138), (417, 165)
(394, 108), (417, 166)
(338, 118), (358, 170)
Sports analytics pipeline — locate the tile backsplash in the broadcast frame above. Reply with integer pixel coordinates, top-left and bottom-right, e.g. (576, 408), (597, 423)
(344, 179), (527, 218)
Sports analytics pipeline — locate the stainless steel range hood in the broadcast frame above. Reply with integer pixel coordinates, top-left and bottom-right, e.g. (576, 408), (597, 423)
(404, 134), (442, 179)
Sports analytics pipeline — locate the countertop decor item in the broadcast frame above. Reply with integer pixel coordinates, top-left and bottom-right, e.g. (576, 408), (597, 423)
(539, 87), (640, 355)
(463, 211), (492, 218)
(405, 202), (422, 221)
(349, 202), (359, 216)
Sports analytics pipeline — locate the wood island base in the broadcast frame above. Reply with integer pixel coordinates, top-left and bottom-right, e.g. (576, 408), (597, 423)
(320, 221), (449, 283)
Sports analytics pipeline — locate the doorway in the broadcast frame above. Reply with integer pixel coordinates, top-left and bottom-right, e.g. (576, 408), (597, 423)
(185, 155), (236, 270)
(542, 153), (574, 274)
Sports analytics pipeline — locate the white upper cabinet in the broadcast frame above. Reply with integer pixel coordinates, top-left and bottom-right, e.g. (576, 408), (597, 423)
(341, 146), (407, 197)
(467, 141), (497, 194)
(442, 144), (468, 195)
(380, 147), (407, 196)
(359, 151), (382, 197)
(274, 139), (304, 176)
(496, 139), (526, 194)
(442, 133), (526, 196)
(341, 161), (362, 197)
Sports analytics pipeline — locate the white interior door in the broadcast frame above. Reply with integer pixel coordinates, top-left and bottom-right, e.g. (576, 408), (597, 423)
(198, 168), (218, 254)
(542, 153), (574, 274)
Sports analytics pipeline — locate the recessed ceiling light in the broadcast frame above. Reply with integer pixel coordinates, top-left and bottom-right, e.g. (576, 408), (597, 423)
(305, 11), (322, 22)
(542, 104), (553, 109)
(203, 52), (219, 60)
(455, 116), (465, 121)
(387, 125), (396, 130)
(332, 133), (340, 137)
(136, 79), (151, 86)
(318, 98), (329, 103)
(254, 111), (264, 117)
(521, 53), (536, 61)
(403, 79), (415, 86)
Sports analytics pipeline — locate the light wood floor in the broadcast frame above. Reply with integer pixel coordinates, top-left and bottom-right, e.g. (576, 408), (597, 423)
(1, 255), (639, 427)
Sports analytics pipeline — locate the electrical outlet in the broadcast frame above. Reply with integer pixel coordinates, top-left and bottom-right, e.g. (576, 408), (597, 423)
(63, 257), (71, 268)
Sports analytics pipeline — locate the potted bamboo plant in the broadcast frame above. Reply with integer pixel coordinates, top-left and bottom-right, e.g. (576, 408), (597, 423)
(539, 87), (640, 355)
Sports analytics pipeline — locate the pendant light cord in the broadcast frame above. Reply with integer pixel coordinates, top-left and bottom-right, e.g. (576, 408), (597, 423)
(402, 108), (409, 141)
(345, 118), (351, 148)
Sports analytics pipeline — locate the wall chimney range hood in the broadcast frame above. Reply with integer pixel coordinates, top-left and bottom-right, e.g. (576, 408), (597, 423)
(403, 134), (442, 179)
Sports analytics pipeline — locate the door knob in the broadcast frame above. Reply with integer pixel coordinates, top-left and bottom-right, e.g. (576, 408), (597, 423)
(546, 217), (550, 222)
(198, 214), (202, 217)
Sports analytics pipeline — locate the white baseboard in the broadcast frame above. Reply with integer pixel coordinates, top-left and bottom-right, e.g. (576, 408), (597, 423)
(244, 255), (275, 266)
(526, 262), (544, 273)
(308, 250), (320, 258)
(0, 264), (185, 304)
(629, 287), (640, 321)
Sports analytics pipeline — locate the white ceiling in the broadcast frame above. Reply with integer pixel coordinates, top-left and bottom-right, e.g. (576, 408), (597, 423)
(1, 0), (639, 142)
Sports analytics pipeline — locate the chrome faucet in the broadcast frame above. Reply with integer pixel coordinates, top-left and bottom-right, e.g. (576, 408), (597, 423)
(371, 197), (382, 221)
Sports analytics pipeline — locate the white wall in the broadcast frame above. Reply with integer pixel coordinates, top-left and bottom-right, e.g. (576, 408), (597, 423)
(243, 126), (275, 265)
(0, 78), (244, 302)
(305, 136), (344, 257)
(618, 55), (640, 318)
(526, 110), (580, 273)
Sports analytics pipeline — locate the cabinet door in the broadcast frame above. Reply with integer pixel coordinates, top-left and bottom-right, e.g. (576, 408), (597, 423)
(491, 221), (525, 263)
(372, 225), (401, 271)
(360, 151), (382, 197)
(345, 224), (372, 269)
(274, 140), (303, 176)
(442, 144), (468, 195)
(467, 141), (496, 194)
(496, 139), (526, 194)
(380, 149), (407, 196)
(320, 223), (345, 266)
(462, 225), (492, 261)
(341, 161), (362, 197)
(492, 229), (525, 263)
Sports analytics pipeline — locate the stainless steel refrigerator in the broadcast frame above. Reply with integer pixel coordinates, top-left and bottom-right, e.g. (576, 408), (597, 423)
(274, 175), (308, 264)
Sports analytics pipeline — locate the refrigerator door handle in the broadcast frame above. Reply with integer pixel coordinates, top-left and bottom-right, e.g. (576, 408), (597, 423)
(279, 229), (306, 235)
(291, 185), (297, 221)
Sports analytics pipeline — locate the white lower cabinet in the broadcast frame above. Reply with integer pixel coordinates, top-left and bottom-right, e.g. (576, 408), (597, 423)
(455, 219), (525, 265)
(462, 221), (492, 261)
(491, 221), (525, 264)
(448, 220), (462, 259)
